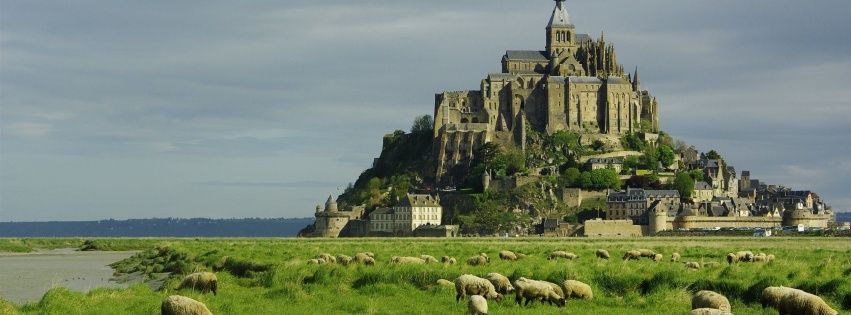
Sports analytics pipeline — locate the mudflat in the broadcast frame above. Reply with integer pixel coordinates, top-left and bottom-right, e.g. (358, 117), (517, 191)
(0, 248), (137, 305)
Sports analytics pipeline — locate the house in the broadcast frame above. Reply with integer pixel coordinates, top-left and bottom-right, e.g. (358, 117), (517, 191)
(585, 158), (623, 173)
(694, 182), (713, 203)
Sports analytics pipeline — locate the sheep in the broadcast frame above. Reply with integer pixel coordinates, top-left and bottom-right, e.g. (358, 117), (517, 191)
(562, 280), (593, 300)
(548, 251), (578, 260)
(336, 254), (353, 266)
(307, 258), (323, 265)
(734, 251), (754, 262)
(485, 272), (514, 294)
(761, 286), (796, 310)
(692, 290), (731, 312)
(684, 262), (701, 270)
(766, 254), (775, 262)
(364, 252), (375, 258)
(725, 253), (738, 264)
(436, 279), (454, 287)
(623, 250), (642, 261)
(595, 249), (610, 260)
(467, 295), (488, 315)
(362, 256), (375, 265)
(354, 253), (371, 264)
(466, 255), (488, 266)
(752, 253), (768, 262)
(778, 289), (838, 315)
(703, 262), (720, 268)
(543, 281), (565, 302)
(392, 256), (426, 264)
(479, 253), (490, 262)
(454, 274), (503, 303)
(161, 295), (213, 315)
(498, 250), (518, 260)
(175, 272), (218, 295)
(688, 308), (733, 315)
(316, 253), (336, 263)
(671, 252), (681, 262)
(653, 253), (663, 263)
(419, 255), (439, 264)
(441, 256), (457, 265)
(637, 248), (656, 258)
(512, 277), (565, 307)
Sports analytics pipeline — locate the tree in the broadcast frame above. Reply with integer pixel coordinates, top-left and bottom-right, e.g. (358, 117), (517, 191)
(626, 175), (650, 189)
(560, 167), (581, 187)
(673, 139), (688, 153)
(658, 145), (675, 168)
(410, 115), (433, 135)
(673, 172), (695, 199)
(690, 169), (704, 182)
(641, 146), (659, 170)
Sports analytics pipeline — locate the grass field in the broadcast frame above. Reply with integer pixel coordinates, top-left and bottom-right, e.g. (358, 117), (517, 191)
(1, 237), (848, 314)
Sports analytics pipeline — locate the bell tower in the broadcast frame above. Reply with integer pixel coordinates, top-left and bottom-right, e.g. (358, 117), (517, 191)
(546, 0), (577, 58)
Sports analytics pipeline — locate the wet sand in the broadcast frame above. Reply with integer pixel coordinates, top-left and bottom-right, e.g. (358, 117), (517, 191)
(0, 248), (138, 305)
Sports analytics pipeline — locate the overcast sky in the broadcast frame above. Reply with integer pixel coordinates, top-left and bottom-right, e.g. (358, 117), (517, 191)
(2, 1), (850, 221)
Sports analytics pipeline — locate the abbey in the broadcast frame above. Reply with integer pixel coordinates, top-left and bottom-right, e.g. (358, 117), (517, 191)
(433, 0), (659, 183)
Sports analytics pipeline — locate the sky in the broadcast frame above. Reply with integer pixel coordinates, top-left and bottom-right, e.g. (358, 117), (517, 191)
(2, 0), (850, 222)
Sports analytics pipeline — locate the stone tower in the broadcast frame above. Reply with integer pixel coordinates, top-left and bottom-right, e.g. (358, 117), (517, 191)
(312, 195), (350, 238)
(648, 200), (668, 235)
(546, 0), (577, 57)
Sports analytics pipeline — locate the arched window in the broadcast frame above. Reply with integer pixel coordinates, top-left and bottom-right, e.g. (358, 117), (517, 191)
(472, 117), (479, 123)
(460, 118), (469, 123)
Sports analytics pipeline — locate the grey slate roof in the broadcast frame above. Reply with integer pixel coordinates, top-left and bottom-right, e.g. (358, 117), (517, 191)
(695, 182), (713, 190)
(505, 50), (549, 61)
(575, 34), (592, 43)
(567, 76), (603, 84)
(547, 1), (574, 28)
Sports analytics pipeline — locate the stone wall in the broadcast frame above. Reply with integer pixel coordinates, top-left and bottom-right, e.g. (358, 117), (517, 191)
(558, 188), (608, 208)
(583, 219), (643, 237)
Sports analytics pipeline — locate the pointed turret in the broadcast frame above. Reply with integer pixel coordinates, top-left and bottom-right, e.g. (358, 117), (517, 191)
(633, 66), (641, 91)
(546, 0), (577, 58)
(547, 0), (573, 28)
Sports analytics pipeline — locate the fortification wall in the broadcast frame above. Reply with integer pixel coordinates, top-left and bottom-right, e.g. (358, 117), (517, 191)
(558, 189), (607, 208)
(672, 216), (782, 230)
(583, 219), (643, 237)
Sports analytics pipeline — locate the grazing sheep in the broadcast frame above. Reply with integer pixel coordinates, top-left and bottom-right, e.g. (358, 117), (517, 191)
(726, 253), (738, 264)
(364, 252), (375, 258)
(671, 252), (681, 262)
(623, 250), (642, 261)
(175, 272), (218, 295)
(512, 277), (565, 307)
(689, 308), (733, 315)
(702, 262), (720, 268)
(752, 253), (768, 262)
(766, 254), (775, 262)
(498, 250), (518, 261)
(761, 286), (796, 310)
(485, 272), (514, 294)
(734, 251), (754, 262)
(637, 249), (656, 258)
(479, 253), (490, 262)
(454, 274), (503, 303)
(336, 254), (353, 266)
(392, 256), (426, 264)
(595, 249), (610, 260)
(692, 290), (731, 312)
(362, 256), (375, 266)
(543, 281), (565, 302)
(440, 256), (457, 265)
(562, 280), (593, 300)
(354, 253), (371, 264)
(307, 258), (322, 265)
(467, 295), (488, 315)
(548, 251), (578, 260)
(653, 253), (663, 263)
(778, 289), (838, 315)
(316, 253), (336, 263)
(419, 255), (439, 264)
(436, 279), (454, 287)
(466, 255), (488, 266)
(684, 262), (701, 270)
(161, 295), (213, 315)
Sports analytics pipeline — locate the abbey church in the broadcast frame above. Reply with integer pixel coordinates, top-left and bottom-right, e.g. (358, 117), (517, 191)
(433, 0), (660, 183)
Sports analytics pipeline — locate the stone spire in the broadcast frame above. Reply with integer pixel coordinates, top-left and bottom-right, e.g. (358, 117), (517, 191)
(548, 0), (574, 28)
(633, 66), (641, 91)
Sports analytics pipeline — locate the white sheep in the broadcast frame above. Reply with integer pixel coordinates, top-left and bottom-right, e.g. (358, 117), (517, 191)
(752, 253), (768, 262)
(392, 256), (426, 264)
(175, 272), (218, 295)
(725, 253), (738, 264)
(161, 295), (213, 315)
(623, 250), (642, 261)
(653, 253), (663, 263)
(548, 250), (578, 260)
(692, 290), (731, 312)
(562, 280), (593, 300)
(637, 248), (656, 258)
(336, 254), (353, 266)
(436, 279), (454, 286)
(316, 253), (336, 263)
(419, 255), (439, 264)
(362, 256), (375, 265)
(543, 281), (565, 303)
(684, 261), (701, 270)
(441, 256), (457, 265)
(498, 250), (518, 260)
(466, 255), (488, 266)
(595, 249), (610, 259)
(454, 274), (503, 303)
(512, 277), (565, 307)
(688, 308), (733, 315)
(671, 252), (681, 262)
(761, 286), (796, 310)
(467, 295), (488, 315)
(354, 253), (371, 264)
(778, 289), (838, 315)
(307, 258), (322, 265)
(485, 272), (514, 294)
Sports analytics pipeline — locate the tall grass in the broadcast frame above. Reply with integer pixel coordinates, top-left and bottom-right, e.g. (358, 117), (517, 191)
(1, 237), (848, 314)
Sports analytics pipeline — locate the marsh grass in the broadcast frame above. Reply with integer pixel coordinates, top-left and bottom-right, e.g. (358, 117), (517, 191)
(1, 237), (848, 314)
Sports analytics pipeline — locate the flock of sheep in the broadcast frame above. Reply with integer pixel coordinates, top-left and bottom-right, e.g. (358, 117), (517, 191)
(156, 248), (837, 315)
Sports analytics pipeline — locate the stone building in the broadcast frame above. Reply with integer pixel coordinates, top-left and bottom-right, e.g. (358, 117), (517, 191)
(433, 0), (659, 184)
(311, 195), (364, 238)
(368, 194), (443, 236)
